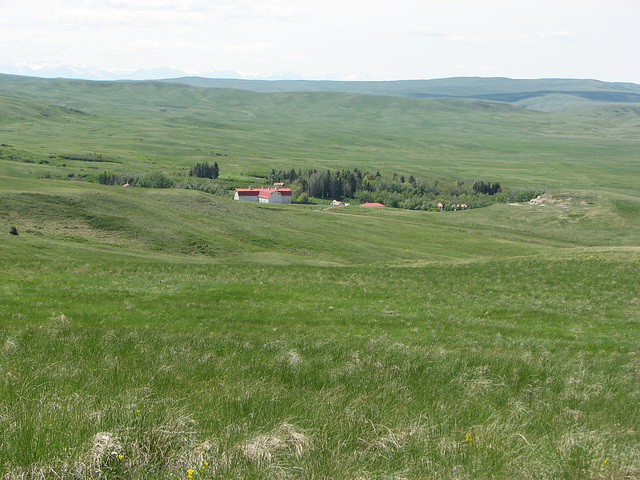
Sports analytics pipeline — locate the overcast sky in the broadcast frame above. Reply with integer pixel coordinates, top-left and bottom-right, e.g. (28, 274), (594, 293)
(1, 0), (639, 82)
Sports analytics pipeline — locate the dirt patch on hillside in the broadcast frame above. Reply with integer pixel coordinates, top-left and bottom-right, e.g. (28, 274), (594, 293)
(528, 193), (594, 208)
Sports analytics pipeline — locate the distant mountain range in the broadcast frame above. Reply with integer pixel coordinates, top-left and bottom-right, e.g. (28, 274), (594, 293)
(0, 62), (337, 82)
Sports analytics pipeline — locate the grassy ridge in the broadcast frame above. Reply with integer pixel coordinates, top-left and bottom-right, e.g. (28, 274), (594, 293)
(160, 75), (640, 98)
(2, 178), (639, 265)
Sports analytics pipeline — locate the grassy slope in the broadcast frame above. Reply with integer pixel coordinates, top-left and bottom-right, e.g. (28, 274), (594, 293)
(1, 232), (639, 479)
(1, 176), (638, 266)
(0, 77), (639, 478)
(0, 179), (559, 264)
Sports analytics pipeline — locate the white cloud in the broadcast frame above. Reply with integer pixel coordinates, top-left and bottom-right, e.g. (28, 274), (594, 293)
(222, 42), (277, 53)
(243, 4), (306, 20)
(447, 35), (480, 43)
(413, 27), (447, 37)
(282, 54), (303, 64)
(539, 31), (577, 42)
(413, 27), (479, 42)
(500, 30), (578, 47)
(128, 39), (162, 49)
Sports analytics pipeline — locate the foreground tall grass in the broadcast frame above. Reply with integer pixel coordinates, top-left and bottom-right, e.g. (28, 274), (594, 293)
(2, 236), (639, 478)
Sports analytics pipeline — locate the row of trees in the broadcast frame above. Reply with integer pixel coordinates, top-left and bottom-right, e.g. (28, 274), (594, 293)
(95, 161), (221, 188)
(267, 168), (539, 210)
(96, 171), (174, 189)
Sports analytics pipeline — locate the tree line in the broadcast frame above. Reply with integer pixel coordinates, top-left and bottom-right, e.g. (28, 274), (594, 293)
(267, 168), (539, 210)
(94, 161), (220, 189)
(96, 171), (174, 189)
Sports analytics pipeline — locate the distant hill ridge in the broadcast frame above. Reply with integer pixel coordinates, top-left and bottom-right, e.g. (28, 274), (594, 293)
(160, 76), (640, 112)
(1, 73), (639, 111)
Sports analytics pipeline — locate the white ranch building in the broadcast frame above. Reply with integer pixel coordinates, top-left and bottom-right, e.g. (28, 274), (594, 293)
(234, 187), (292, 204)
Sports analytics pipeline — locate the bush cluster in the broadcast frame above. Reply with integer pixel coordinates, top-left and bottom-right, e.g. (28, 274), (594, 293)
(58, 153), (115, 163)
(97, 171), (139, 186)
(180, 178), (229, 196)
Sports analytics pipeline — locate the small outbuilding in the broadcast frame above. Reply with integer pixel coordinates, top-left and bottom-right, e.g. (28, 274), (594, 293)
(360, 202), (385, 207)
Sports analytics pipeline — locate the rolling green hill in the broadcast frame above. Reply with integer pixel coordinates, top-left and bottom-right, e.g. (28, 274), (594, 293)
(3, 178), (638, 266)
(1, 75), (639, 478)
(1, 75), (639, 197)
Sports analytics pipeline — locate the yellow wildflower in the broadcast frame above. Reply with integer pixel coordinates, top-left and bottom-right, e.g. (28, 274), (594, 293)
(465, 432), (473, 444)
(603, 459), (609, 465)
(187, 468), (195, 479)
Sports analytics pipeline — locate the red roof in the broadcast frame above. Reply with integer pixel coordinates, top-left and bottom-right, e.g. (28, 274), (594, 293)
(235, 188), (260, 196)
(360, 202), (385, 207)
(235, 188), (291, 197)
(258, 188), (291, 197)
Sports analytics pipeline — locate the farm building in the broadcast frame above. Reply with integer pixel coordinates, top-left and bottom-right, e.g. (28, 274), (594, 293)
(234, 187), (292, 204)
(360, 202), (385, 207)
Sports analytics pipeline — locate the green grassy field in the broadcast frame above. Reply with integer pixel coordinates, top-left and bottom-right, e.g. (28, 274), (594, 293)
(0, 76), (639, 479)
(1, 75), (639, 196)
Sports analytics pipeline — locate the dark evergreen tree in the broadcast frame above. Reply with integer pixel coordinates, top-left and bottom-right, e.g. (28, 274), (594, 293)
(190, 161), (218, 179)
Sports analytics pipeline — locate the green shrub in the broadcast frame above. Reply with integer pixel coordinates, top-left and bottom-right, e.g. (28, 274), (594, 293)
(138, 171), (174, 189)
